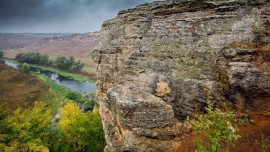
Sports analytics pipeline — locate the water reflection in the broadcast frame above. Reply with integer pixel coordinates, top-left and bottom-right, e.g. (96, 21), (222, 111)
(4, 60), (96, 94)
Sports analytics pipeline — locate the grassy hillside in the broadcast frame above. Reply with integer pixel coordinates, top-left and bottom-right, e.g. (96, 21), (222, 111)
(0, 63), (50, 110)
(0, 33), (52, 50)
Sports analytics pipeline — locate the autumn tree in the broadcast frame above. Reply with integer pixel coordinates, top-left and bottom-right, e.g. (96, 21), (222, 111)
(0, 101), (104, 152)
(58, 102), (105, 152)
(0, 102), (52, 151)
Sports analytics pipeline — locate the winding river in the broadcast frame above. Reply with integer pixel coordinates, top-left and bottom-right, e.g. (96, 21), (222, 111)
(4, 60), (96, 94)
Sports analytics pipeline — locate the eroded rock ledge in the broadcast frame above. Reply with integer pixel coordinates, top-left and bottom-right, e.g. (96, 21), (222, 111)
(92, 0), (270, 151)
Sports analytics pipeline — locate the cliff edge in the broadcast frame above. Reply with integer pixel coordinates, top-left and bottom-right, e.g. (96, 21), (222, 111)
(92, 0), (270, 151)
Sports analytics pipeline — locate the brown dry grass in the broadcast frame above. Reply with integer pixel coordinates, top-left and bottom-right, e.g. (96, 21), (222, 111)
(226, 42), (270, 52)
(226, 42), (270, 73)
(0, 64), (49, 111)
(226, 43), (260, 49)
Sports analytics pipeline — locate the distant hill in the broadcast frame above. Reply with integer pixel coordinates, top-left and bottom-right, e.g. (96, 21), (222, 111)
(2, 32), (99, 58)
(0, 33), (52, 50)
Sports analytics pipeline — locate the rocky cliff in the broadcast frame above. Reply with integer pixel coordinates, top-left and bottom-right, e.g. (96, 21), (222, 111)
(92, 0), (270, 151)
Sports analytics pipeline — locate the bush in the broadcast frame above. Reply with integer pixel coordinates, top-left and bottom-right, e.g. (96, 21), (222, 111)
(190, 90), (240, 152)
(21, 63), (30, 73)
(191, 101), (240, 152)
(65, 91), (82, 102)
(66, 91), (77, 100)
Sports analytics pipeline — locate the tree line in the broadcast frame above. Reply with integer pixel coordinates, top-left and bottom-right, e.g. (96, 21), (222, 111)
(15, 52), (84, 72)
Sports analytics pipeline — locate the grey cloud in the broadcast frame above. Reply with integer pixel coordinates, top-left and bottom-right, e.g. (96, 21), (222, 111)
(0, 0), (157, 33)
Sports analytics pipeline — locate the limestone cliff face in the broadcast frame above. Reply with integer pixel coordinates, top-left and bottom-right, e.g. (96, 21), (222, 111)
(92, 0), (270, 151)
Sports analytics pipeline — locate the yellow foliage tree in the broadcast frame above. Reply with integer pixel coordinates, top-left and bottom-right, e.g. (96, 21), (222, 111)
(59, 102), (80, 130)
(58, 102), (105, 152)
(1, 102), (52, 151)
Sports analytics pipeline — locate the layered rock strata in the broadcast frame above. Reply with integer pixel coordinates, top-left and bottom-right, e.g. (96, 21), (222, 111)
(92, 0), (270, 151)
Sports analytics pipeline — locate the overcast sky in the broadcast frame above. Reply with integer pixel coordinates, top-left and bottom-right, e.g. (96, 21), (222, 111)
(0, 0), (157, 33)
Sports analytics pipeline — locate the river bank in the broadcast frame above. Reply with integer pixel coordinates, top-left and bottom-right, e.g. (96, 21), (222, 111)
(5, 59), (95, 82)
(4, 59), (96, 95)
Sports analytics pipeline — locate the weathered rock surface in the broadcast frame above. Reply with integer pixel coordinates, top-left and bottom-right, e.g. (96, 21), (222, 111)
(92, 0), (270, 151)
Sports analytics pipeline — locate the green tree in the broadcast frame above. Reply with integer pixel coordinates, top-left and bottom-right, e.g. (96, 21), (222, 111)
(15, 52), (84, 72)
(81, 92), (97, 111)
(191, 100), (240, 152)
(54, 56), (69, 70)
(68, 56), (75, 69)
(71, 60), (84, 72)
(21, 63), (30, 73)
(40, 54), (50, 66)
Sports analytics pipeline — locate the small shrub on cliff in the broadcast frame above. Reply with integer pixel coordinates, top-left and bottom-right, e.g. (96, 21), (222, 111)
(190, 100), (240, 152)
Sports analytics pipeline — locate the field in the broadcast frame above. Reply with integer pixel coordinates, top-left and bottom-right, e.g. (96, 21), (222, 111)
(2, 32), (98, 75)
